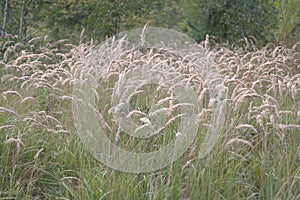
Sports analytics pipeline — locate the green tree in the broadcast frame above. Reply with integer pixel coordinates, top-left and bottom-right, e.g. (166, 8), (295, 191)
(0, 0), (39, 41)
(180, 0), (278, 45)
(30, 0), (154, 42)
(146, 0), (182, 29)
(1, 0), (8, 38)
(1, 0), (183, 43)
(0, 0), (22, 38)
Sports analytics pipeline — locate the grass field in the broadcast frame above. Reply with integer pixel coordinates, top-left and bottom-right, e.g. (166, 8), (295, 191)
(0, 34), (299, 199)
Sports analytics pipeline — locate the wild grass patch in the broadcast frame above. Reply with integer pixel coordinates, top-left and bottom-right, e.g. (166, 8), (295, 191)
(0, 34), (299, 199)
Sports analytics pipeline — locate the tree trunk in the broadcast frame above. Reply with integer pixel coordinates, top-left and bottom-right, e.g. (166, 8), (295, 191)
(18, 0), (25, 40)
(115, 0), (121, 38)
(1, 0), (9, 38)
(116, 15), (120, 37)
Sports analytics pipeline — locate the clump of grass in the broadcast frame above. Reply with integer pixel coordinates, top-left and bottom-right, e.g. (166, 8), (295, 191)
(0, 32), (299, 199)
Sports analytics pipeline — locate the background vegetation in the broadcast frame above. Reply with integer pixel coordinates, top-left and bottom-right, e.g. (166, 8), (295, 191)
(1, 0), (300, 45)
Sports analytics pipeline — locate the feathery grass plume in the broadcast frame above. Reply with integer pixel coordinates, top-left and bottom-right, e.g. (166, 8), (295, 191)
(278, 110), (294, 116)
(23, 117), (46, 128)
(0, 124), (15, 131)
(59, 95), (76, 102)
(0, 106), (20, 118)
(33, 148), (44, 160)
(225, 138), (254, 149)
(4, 137), (24, 146)
(235, 124), (258, 133)
(204, 34), (210, 49)
(277, 124), (300, 130)
(1, 90), (23, 100)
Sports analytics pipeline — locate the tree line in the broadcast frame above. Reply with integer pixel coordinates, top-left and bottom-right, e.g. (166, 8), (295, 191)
(1, 0), (300, 46)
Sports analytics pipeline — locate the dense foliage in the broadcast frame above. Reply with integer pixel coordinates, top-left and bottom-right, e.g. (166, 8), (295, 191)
(181, 0), (278, 45)
(1, 0), (299, 45)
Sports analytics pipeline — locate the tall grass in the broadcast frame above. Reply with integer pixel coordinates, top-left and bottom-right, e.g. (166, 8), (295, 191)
(0, 33), (299, 199)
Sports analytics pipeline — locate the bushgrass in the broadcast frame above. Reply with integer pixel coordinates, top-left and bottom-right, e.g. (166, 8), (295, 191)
(0, 34), (299, 199)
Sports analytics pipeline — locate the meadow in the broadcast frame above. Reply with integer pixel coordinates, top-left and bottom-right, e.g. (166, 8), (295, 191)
(0, 32), (299, 199)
